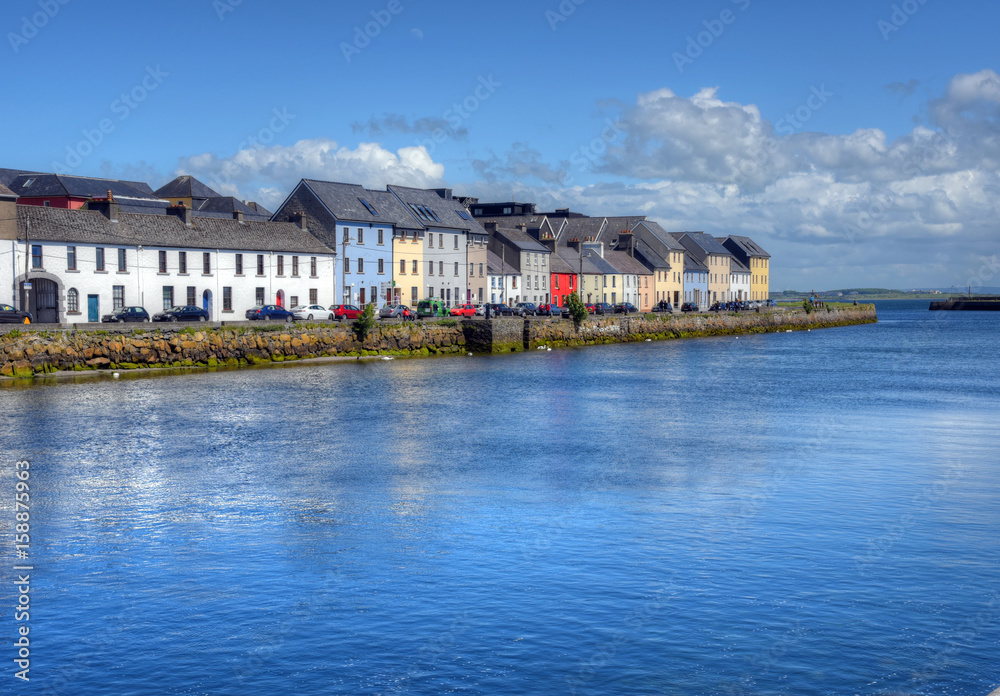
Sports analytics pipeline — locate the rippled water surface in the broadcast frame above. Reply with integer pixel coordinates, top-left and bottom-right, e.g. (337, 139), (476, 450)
(1, 300), (998, 695)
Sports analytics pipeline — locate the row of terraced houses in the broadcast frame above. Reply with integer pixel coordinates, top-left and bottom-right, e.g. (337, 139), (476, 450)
(0, 168), (769, 323)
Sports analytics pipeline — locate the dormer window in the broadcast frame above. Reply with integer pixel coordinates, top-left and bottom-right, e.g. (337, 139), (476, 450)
(23, 178), (34, 188)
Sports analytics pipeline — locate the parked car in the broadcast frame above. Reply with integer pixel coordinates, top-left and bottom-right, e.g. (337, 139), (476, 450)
(379, 304), (412, 320)
(614, 302), (639, 314)
(291, 304), (331, 320)
(0, 304), (31, 324)
(450, 303), (477, 317)
(592, 302), (615, 315)
(102, 306), (150, 323)
(474, 304), (486, 316)
(154, 305), (210, 322)
(514, 302), (538, 316)
(485, 303), (515, 316)
(585, 303), (596, 314)
(416, 300), (449, 318)
(681, 302), (700, 313)
(245, 305), (295, 322)
(538, 303), (561, 317)
(651, 301), (673, 313)
(330, 304), (362, 321)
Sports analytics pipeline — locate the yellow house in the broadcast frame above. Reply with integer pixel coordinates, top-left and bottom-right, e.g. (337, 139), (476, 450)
(671, 232), (733, 304)
(392, 228), (424, 306)
(627, 220), (686, 308)
(720, 236), (771, 302)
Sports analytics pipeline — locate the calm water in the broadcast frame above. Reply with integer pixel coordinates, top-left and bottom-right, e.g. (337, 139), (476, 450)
(1, 300), (998, 695)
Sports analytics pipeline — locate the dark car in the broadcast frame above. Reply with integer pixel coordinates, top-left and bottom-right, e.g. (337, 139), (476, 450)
(330, 304), (363, 321)
(153, 305), (210, 322)
(514, 302), (538, 316)
(592, 302), (614, 315)
(102, 306), (150, 323)
(0, 303), (31, 324)
(246, 305), (295, 322)
(681, 302), (700, 313)
(614, 303), (638, 314)
(538, 303), (561, 317)
(379, 304), (412, 320)
(485, 303), (514, 316)
(651, 301), (673, 313)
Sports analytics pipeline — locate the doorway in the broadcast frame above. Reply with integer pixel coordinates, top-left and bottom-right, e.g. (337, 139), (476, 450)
(88, 295), (99, 322)
(202, 289), (213, 321)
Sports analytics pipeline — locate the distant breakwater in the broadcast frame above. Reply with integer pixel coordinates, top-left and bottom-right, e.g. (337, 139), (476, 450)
(0, 306), (876, 379)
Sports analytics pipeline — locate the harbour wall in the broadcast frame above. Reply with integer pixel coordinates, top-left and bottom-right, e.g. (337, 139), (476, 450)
(0, 306), (876, 379)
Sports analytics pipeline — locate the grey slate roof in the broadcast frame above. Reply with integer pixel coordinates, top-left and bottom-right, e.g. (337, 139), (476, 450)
(494, 226), (550, 253)
(387, 184), (487, 234)
(730, 258), (751, 274)
(556, 216), (606, 244)
(0, 182), (16, 199)
(721, 235), (770, 258)
(0, 168), (43, 188)
(17, 205), (334, 254)
(155, 175), (221, 200)
(605, 249), (653, 276)
(549, 251), (576, 275)
(630, 238), (671, 271)
(10, 174), (162, 201)
(636, 220), (686, 252)
(672, 231), (731, 256)
(196, 196), (270, 220)
(557, 247), (606, 276)
(684, 254), (709, 273)
(246, 201), (273, 217)
(486, 249), (518, 275)
(302, 180), (424, 230)
(599, 216), (647, 244)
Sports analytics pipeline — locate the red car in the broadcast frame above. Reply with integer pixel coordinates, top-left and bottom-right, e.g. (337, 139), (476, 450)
(330, 304), (362, 321)
(585, 303), (596, 314)
(449, 303), (477, 317)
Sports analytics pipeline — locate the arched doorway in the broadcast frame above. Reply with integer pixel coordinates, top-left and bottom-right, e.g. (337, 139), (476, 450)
(202, 289), (213, 321)
(276, 290), (285, 308)
(17, 273), (62, 324)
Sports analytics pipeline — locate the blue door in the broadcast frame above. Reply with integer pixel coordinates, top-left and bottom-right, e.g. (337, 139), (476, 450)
(88, 295), (99, 322)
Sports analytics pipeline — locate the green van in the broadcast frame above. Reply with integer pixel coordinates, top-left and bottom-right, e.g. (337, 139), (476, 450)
(416, 299), (449, 318)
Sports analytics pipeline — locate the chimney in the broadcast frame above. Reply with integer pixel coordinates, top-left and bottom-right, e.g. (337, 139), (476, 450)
(618, 230), (634, 253)
(541, 237), (558, 254)
(167, 203), (193, 226)
(517, 223), (527, 233)
(91, 190), (119, 221)
(566, 238), (581, 252)
(431, 188), (453, 200)
(233, 210), (244, 223)
(483, 221), (498, 232)
(291, 212), (308, 231)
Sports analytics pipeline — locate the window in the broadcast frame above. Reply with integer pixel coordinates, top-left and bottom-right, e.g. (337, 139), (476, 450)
(439, 261), (444, 275)
(454, 262), (459, 276)
(178, 251), (187, 274)
(290, 295), (298, 308)
(503, 207), (512, 214)
(187, 287), (196, 306)
(162, 286), (174, 310)
(377, 229), (384, 245)
(359, 198), (378, 216)
(478, 263), (483, 276)
(474, 208), (482, 215)
(158, 250), (167, 273)
(203, 252), (211, 274)
(67, 288), (79, 313)
(513, 277), (518, 289)
(223, 287), (232, 311)
(343, 228), (349, 244)
(113, 285), (125, 310)
(400, 259), (406, 274)
(310, 257), (317, 277)
(470, 263), (474, 277)
(412, 260), (418, 274)
(454, 236), (459, 249)
(411, 287), (418, 304)
(236, 253), (243, 275)
(277, 255), (284, 276)
(257, 254), (265, 276)
(309, 288), (318, 305)
(357, 257), (364, 273)
(96, 248), (105, 272)
(428, 261), (434, 276)
(344, 257), (351, 273)
(292, 256), (299, 276)
(67, 246), (77, 271)
(427, 233), (433, 248)
(357, 228), (364, 245)
(30, 245), (42, 269)
(118, 248), (127, 272)
(256, 287), (265, 305)
(438, 234), (443, 249)
(555, 276), (560, 289)
(377, 258), (384, 274)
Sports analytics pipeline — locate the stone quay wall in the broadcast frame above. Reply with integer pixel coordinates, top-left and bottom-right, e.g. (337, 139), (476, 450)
(0, 306), (876, 379)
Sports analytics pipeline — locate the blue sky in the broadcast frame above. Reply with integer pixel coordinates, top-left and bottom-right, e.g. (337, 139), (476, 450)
(4, 0), (1000, 290)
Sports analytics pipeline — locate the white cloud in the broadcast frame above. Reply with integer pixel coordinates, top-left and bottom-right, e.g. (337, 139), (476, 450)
(174, 138), (445, 209)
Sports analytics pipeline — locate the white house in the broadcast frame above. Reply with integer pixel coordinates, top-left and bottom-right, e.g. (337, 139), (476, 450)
(730, 258), (752, 302)
(1, 194), (336, 324)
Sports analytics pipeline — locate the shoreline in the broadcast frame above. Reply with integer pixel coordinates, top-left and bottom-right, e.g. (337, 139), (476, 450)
(0, 306), (877, 385)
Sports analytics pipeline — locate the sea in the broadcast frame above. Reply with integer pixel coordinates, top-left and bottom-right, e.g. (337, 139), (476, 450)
(1, 299), (997, 695)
